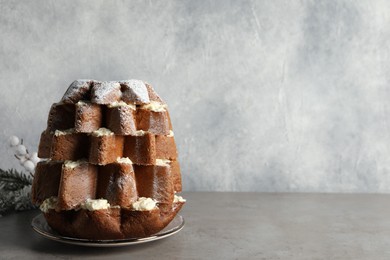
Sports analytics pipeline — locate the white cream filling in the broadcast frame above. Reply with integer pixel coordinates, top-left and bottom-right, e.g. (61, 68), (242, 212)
(40, 195), (182, 213)
(54, 128), (75, 136)
(108, 101), (136, 110)
(132, 197), (157, 211)
(174, 195), (186, 203)
(81, 199), (111, 211)
(156, 159), (171, 166)
(92, 127), (114, 137)
(167, 130), (174, 137)
(40, 197), (114, 212)
(142, 101), (167, 112)
(76, 100), (89, 105)
(64, 160), (86, 169)
(40, 197), (58, 213)
(134, 130), (146, 136)
(116, 157), (133, 164)
(156, 159), (170, 166)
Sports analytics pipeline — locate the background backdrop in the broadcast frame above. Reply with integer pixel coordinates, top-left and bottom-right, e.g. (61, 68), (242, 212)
(1, 0), (390, 192)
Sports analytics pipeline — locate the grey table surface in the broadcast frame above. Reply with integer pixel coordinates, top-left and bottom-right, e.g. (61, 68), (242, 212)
(1, 192), (390, 260)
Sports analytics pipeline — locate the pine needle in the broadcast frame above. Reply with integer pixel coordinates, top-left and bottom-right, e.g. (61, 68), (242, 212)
(0, 168), (33, 191)
(0, 168), (35, 214)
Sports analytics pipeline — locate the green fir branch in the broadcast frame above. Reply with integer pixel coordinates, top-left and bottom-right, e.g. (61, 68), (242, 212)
(0, 168), (35, 214)
(0, 168), (33, 191)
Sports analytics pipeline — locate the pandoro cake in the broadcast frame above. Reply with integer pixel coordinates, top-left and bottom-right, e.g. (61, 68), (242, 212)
(31, 80), (185, 239)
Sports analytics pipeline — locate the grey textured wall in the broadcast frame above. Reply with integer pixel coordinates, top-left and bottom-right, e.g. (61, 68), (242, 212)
(1, 0), (390, 192)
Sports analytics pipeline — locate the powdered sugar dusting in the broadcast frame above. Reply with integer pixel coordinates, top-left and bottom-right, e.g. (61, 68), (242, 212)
(145, 83), (165, 104)
(91, 81), (121, 104)
(120, 79), (150, 104)
(61, 79), (92, 103)
(62, 80), (165, 106)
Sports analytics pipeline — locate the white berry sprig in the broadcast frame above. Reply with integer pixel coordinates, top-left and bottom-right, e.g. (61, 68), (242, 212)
(9, 136), (40, 176)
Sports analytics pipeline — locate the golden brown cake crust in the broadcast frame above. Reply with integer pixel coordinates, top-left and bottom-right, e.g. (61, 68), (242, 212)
(51, 133), (89, 161)
(44, 202), (184, 240)
(33, 79), (184, 239)
(31, 161), (62, 204)
(97, 163), (138, 207)
(75, 102), (103, 133)
(57, 163), (98, 210)
(37, 131), (53, 158)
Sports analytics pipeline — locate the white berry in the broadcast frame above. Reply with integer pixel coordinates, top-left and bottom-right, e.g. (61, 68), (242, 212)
(18, 155), (27, 165)
(23, 160), (35, 172)
(9, 136), (20, 147)
(30, 152), (40, 165)
(15, 145), (27, 156)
